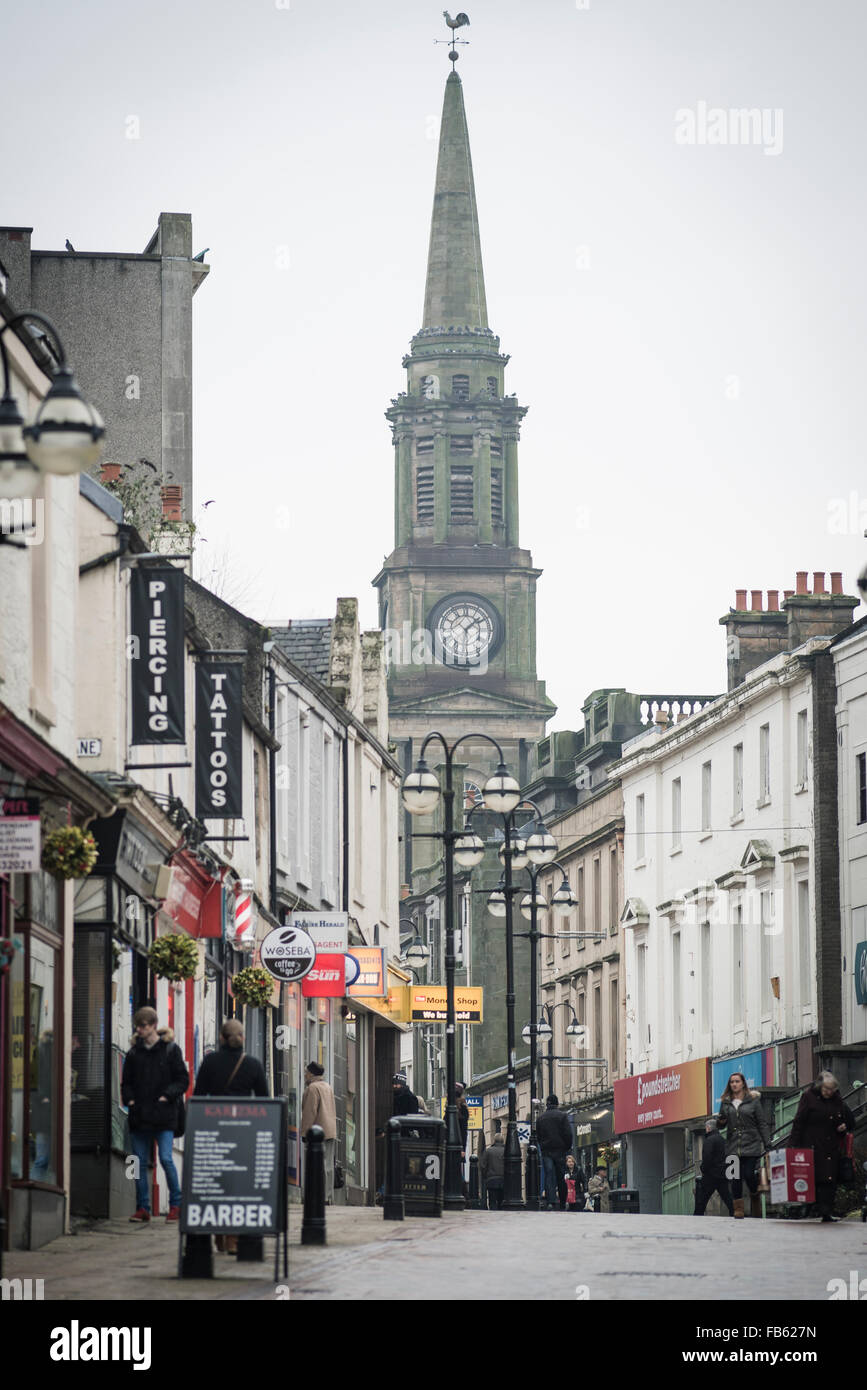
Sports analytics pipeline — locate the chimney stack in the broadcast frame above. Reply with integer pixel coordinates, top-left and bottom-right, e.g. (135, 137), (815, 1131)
(161, 485), (183, 521)
(722, 571), (860, 689)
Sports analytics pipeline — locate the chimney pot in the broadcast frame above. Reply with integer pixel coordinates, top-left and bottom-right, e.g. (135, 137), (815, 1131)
(796, 571), (808, 595)
(813, 571), (826, 594)
(783, 589), (794, 600)
(750, 590), (763, 611)
(161, 484), (183, 522)
(735, 590), (747, 610)
(830, 571), (843, 595)
(767, 591), (779, 611)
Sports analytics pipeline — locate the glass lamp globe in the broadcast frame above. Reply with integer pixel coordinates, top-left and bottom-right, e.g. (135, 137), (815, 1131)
(566, 1019), (583, 1039)
(537, 1020), (553, 1040)
(521, 1024), (532, 1042)
(498, 837), (528, 871)
(525, 821), (558, 865)
(552, 876), (577, 916)
(520, 891), (547, 921)
(482, 762), (520, 815)
(0, 392), (39, 499)
(24, 366), (105, 476)
(454, 831), (485, 869)
(487, 884), (507, 917)
(401, 759), (441, 815)
(404, 940), (431, 969)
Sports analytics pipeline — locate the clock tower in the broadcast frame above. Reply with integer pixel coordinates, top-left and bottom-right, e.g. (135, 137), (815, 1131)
(373, 68), (555, 796)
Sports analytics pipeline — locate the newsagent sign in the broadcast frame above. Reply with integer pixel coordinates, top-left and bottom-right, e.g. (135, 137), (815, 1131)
(614, 1058), (710, 1133)
(179, 1098), (286, 1235)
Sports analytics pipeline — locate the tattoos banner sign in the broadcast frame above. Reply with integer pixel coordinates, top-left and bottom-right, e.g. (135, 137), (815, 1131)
(195, 662), (243, 818)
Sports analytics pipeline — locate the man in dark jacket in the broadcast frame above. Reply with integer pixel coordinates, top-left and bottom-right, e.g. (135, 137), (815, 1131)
(694, 1119), (734, 1216)
(480, 1130), (505, 1209)
(392, 1072), (420, 1116)
(536, 1095), (573, 1211)
(121, 1007), (189, 1222)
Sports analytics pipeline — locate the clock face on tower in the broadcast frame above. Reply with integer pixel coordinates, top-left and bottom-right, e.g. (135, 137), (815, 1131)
(429, 594), (502, 669)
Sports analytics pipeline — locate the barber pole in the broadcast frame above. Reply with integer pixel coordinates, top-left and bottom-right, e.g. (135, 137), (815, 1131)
(233, 879), (255, 948)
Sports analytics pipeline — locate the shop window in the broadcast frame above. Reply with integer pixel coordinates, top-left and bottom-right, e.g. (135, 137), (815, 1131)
(11, 921), (60, 1185)
(71, 929), (109, 1151)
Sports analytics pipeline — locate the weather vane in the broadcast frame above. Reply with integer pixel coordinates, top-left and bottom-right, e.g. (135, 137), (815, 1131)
(436, 11), (470, 69)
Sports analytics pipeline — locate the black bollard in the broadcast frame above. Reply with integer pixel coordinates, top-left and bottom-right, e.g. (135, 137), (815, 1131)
(525, 1143), (541, 1212)
(383, 1117), (404, 1221)
(301, 1124), (327, 1246)
(468, 1154), (482, 1209)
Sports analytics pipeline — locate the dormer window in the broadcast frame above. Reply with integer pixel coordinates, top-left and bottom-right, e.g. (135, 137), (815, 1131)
(451, 374), (470, 401)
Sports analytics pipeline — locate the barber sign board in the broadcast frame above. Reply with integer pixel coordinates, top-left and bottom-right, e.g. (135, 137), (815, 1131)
(260, 924), (317, 983)
(180, 1097), (286, 1236)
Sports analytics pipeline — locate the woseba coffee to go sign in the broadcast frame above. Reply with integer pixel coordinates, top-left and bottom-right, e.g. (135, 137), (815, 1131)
(259, 924), (317, 983)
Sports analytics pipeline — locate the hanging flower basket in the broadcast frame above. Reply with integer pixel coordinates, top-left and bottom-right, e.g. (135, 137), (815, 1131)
(232, 966), (273, 1009)
(148, 932), (199, 982)
(597, 1143), (620, 1169)
(41, 826), (98, 880)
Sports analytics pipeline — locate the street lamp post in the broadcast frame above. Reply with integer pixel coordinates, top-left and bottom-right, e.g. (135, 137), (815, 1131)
(401, 735), (520, 1211)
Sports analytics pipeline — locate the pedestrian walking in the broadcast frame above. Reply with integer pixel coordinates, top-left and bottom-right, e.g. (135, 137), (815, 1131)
(121, 1007), (189, 1222)
(789, 1071), (855, 1223)
(301, 1061), (337, 1204)
(563, 1154), (586, 1212)
(717, 1072), (771, 1219)
(693, 1118), (734, 1217)
(536, 1094), (573, 1211)
(455, 1082), (470, 1152)
(480, 1128), (505, 1209)
(587, 1165), (610, 1213)
(193, 1019), (269, 1253)
(391, 1071), (420, 1116)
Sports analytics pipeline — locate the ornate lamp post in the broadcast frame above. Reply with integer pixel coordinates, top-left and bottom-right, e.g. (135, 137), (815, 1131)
(402, 735), (520, 1211)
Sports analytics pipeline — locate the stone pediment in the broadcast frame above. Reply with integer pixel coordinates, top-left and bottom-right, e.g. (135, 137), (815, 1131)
(390, 685), (554, 718)
(739, 839), (775, 873)
(620, 897), (649, 930)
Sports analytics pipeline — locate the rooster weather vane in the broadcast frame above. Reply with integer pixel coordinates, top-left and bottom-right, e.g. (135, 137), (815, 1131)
(437, 11), (470, 68)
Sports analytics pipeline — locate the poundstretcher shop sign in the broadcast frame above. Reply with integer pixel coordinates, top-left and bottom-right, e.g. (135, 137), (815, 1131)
(613, 1058), (710, 1132)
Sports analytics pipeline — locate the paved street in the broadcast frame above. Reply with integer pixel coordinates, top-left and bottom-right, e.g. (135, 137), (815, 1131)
(5, 1207), (864, 1302)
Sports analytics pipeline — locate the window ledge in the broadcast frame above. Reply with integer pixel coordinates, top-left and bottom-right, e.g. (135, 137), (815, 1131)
(794, 782), (808, 796)
(634, 857), (647, 870)
(698, 831), (713, 842)
(755, 795), (772, 809)
(730, 812), (745, 827)
(669, 844), (683, 857)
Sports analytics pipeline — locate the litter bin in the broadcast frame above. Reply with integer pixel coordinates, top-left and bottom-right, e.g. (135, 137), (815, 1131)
(398, 1116), (446, 1217)
(609, 1187), (640, 1214)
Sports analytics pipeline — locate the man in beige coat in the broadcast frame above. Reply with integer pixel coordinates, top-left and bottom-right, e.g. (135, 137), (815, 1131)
(301, 1061), (337, 1203)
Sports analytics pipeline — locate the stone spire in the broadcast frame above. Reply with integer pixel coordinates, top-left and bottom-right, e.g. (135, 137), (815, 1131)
(422, 71), (489, 332)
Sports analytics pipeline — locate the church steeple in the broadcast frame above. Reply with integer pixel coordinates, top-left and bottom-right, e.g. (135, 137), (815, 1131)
(422, 71), (488, 332)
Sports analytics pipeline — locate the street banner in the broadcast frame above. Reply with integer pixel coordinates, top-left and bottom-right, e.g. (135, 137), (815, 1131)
(408, 985), (483, 1024)
(302, 952), (346, 998)
(179, 1097), (287, 1240)
(0, 797), (40, 873)
(195, 661), (243, 818)
(768, 1147), (815, 1205)
(291, 911), (348, 954)
(614, 1058), (710, 1133)
(129, 567), (185, 744)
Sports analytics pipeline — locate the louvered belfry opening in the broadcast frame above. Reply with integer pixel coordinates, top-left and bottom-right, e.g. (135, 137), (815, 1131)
(450, 465), (474, 521)
(416, 463), (434, 523)
(451, 373), (470, 400)
(491, 467), (503, 523)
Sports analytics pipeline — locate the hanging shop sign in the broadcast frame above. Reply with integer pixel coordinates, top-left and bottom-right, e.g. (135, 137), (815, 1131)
(408, 985), (483, 1024)
(346, 946), (386, 998)
(160, 853), (223, 938)
(301, 953), (346, 999)
(0, 796), (41, 873)
(614, 1058), (710, 1133)
(129, 567), (185, 744)
(195, 662), (243, 819)
(260, 924), (317, 983)
(290, 911), (348, 955)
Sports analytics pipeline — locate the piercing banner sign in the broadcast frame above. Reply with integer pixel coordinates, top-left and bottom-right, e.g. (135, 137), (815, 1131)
(129, 567), (186, 744)
(195, 662), (243, 818)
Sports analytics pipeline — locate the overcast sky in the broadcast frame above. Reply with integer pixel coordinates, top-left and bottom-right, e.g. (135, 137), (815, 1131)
(7, 0), (866, 730)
